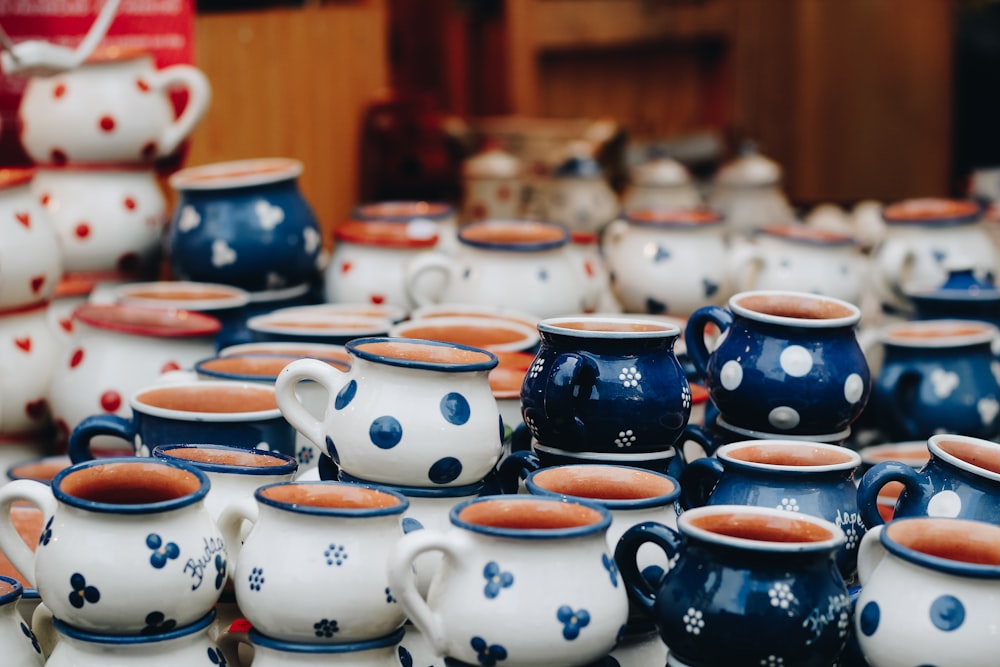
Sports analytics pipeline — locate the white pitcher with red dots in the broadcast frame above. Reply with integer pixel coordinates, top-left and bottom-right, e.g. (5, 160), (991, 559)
(18, 46), (211, 165)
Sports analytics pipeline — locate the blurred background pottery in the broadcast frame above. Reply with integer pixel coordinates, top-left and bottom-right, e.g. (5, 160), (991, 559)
(537, 149), (620, 234)
(0, 168), (61, 310)
(622, 150), (701, 213)
(460, 140), (525, 223)
(389, 315), (539, 353)
(707, 143), (795, 237)
(0, 302), (59, 437)
(352, 200), (458, 254)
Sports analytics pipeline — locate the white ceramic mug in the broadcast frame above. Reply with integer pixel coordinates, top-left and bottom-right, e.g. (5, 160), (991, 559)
(0, 168), (62, 310)
(0, 302), (59, 437)
(387, 495), (629, 667)
(0, 576), (44, 665)
(220, 627), (404, 667)
(218, 481), (408, 643)
(0, 458), (227, 634)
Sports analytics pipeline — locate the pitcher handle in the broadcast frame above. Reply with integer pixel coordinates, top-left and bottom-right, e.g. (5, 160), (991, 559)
(0, 480), (57, 588)
(856, 460), (923, 528)
(67, 414), (136, 463)
(275, 358), (349, 453)
(494, 450), (541, 494)
(216, 496), (260, 575)
(684, 305), (733, 378)
(855, 524), (887, 587)
(148, 64), (212, 158)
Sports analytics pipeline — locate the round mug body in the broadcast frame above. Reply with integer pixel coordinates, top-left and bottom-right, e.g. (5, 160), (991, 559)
(0, 577), (44, 665)
(0, 169), (61, 309)
(685, 290), (871, 438)
(0, 458), (227, 634)
(167, 158), (323, 292)
(521, 316), (690, 453)
(275, 338), (503, 487)
(0, 303), (59, 436)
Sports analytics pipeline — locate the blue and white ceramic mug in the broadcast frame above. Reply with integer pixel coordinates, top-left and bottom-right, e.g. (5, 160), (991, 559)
(0, 458), (227, 635)
(857, 434), (1000, 529)
(685, 290), (871, 439)
(221, 627), (405, 667)
(387, 495), (629, 667)
(0, 576), (43, 665)
(615, 505), (849, 667)
(67, 380), (297, 463)
(275, 338), (503, 488)
(520, 315), (690, 455)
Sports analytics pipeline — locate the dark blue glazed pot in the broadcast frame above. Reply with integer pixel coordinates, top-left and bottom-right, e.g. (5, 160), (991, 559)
(615, 506), (849, 667)
(679, 439), (865, 580)
(685, 290), (871, 439)
(869, 319), (1000, 442)
(167, 158), (322, 293)
(520, 316), (690, 454)
(857, 433), (1000, 530)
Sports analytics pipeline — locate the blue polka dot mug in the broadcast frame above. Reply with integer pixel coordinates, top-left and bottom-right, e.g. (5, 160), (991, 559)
(520, 316), (691, 455)
(386, 495), (629, 667)
(857, 434), (1000, 530)
(615, 505), (850, 667)
(275, 338), (503, 488)
(685, 290), (872, 439)
(854, 517), (1000, 667)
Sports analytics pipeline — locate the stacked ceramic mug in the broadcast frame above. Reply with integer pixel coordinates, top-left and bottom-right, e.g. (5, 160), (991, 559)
(18, 47), (211, 289)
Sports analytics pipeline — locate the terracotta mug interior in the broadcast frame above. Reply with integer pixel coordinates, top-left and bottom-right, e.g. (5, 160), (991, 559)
(392, 320), (533, 349)
(58, 461), (202, 506)
(259, 483), (401, 510)
(552, 319), (673, 334)
(885, 518), (1000, 566)
(688, 511), (835, 544)
(136, 384), (279, 413)
(531, 465), (675, 501)
(0, 578), (17, 596)
(198, 354), (344, 378)
(935, 437), (1000, 476)
(458, 498), (603, 530)
(353, 340), (495, 366)
(7, 457), (71, 483)
(734, 293), (855, 321)
(724, 442), (856, 467)
(157, 445), (292, 469)
(460, 220), (566, 246)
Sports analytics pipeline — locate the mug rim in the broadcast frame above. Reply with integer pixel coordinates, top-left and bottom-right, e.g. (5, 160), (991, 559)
(352, 200), (454, 222)
(449, 494), (612, 539)
(457, 219), (570, 252)
(113, 280), (251, 311)
(194, 353), (349, 382)
(927, 433), (1000, 484)
(389, 315), (539, 353)
(715, 439), (862, 473)
(346, 336), (499, 372)
(678, 504), (846, 553)
(881, 517), (1000, 579)
(52, 609), (216, 644)
(0, 575), (22, 606)
(715, 416), (852, 444)
(525, 464), (680, 509)
(73, 303), (222, 338)
(538, 315), (681, 339)
(254, 481), (409, 518)
(878, 319), (998, 348)
(169, 157), (303, 191)
(532, 441), (676, 463)
(51, 457), (211, 515)
(728, 290), (861, 328)
(130, 381), (284, 421)
(151, 444), (299, 477)
(248, 627), (405, 653)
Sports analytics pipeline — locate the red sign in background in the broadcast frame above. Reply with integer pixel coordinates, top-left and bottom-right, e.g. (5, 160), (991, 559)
(0, 0), (195, 166)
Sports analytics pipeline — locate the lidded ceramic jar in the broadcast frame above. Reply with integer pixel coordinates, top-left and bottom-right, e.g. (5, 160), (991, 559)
(708, 143), (795, 237)
(622, 152), (701, 213)
(461, 141), (525, 222)
(538, 151), (620, 234)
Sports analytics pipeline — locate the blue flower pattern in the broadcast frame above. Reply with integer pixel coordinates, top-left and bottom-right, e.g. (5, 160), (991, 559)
(602, 553), (619, 587)
(68, 572), (100, 608)
(38, 517), (53, 547)
(141, 610), (177, 635)
(470, 636), (508, 666)
(146, 533), (180, 569)
(214, 554), (227, 590)
(207, 647), (228, 665)
(314, 618), (339, 638)
(398, 646), (413, 667)
(557, 605), (591, 640)
(20, 622), (40, 654)
(482, 561), (513, 599)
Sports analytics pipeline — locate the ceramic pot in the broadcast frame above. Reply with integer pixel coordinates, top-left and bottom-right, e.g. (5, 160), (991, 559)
(538, 154), (620, 234)
(0, 168), (61, 310)
(461, 144), (525, 223)
(708, 146), (795, 237)
(622, 154), (701, 213)
(0, 302), (59, 436)
(352, 201), (458, 255)
(0, 577), (43, 665)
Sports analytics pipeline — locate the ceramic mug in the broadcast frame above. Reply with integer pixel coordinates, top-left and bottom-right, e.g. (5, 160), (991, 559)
(275, 337), (503, 487)
(685, 290), (871, 439)
(218, 481), (408, 643)
(387, 495), (629, 667)
(220, 627), (405, 667)
(0, 576), (43, 665)
(18, 48), (211, 164)
(854, 517), (1000, 667)
(6, 456), (71, 484)
(0, 458), (227, 634)
(68, 381), (296, 462)
(679, 439), (865, 579)
(246, 310), (392, 346)
(352, 200), (458, 255)
(857, 434), (1000, 529)
(389, 315), (539, 353)
(0, 301), (60, 437)
(520, 316), (690, 454)
(0, 168), (61, 310)
(615, 505), (849, 667)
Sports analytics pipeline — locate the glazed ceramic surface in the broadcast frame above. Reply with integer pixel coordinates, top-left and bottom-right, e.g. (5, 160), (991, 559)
(0, 459), (227, 634)
(387, 496), (629, 667)
(275, 338), (502, 487)
(538, 155), (620, 234)
(521, 316), (690, 454)
(167, 158), (323, 292)
(0, 169), (61, 309)
(461, 144), (525, 223)
(225, 628), (404, 667)
(0, 303), (59, 436)
(686, 290), (871, 439)
(708, 147), (795, 237)
(616, 505), (849, 667)
(389, 315), (539, 353)
(603, 208), (731, 317)
(0, 577), (43, 665)
(622, 154), (701, 213)
(353, 201), (458, 255)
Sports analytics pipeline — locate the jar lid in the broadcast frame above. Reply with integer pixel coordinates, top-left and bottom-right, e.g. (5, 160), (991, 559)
(463, 144), (521, 179)
(630, 156), (692, 187)
(715, 145), (782, 187)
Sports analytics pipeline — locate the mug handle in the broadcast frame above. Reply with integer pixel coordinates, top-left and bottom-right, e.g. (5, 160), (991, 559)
(602, 218), (629, 249)
(66, 414), (136, 463)
(543, 352), (598, 439)
(494, 450), (541, 494)
(147, 64), (212, 158)
(387, 528), (473, 655)
(613, 520), (683, 614)
(0, 480), (57, 588)
(875, 243), (916, 308)
(728, 239), (766, 292)
(29, 603), (57, 659)
(215, 627), (250, 667)
(404, 252), (455, 308)
(216, 496), (260, 573)
(855, 524), (886, 587)
(274, 358), (350, 453)
(879, 367), (924, 440)
(855, 460), (924, 528)
(684, 305), (733, 378)
(678, 456), (724, 510)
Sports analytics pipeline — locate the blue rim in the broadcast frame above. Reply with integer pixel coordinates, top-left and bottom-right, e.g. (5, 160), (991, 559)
(250, 627), (404, 652)
(624, 209), (725, 229)
(0, 575), (22, 606)
(449, 494), (611, 539)
(152, 444), (299, 477)
(347, 337), (498, 372)
(881, 199), (982, 226)
(352, 201), (454, 222)
(254, 481), (409, 517)
(538, 316), (680, 340)
(338, 471), (485, 498)
(524, 465), (680, 510)
(6, 455), (69, 483)
(51, 457), (210, 515)
(458, 220), (569, 252)
(53, 609), (215, 644)
(194, 353), (348, 382)
(882, 518), (1000, 579)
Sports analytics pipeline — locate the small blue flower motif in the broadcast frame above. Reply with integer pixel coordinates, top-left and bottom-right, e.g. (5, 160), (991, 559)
(68, 572), (100, 608)
(38, 517), (53, 547)
(248, 567), (265, 591)
(385, 586), (396, 603)
(214, 554), (227, 590)
(398, 646), (413, 667)
(557, 605), (591, 640)
(298, 447), (314, 464)
(208, 647), (228, 665)
(324, 544), (348, 566)
(602, 553), (619, 587)
(141, 610), (177, 635)
(482, 561), (514, 599)
(470, 636), (508, 666)
(146, 533), (180, 569)
(20, 622), (40, 654)
(314, 618), (339, 638)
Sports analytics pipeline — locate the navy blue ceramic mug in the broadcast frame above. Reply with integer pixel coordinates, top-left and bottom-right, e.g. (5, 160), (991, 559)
(857, 433), (1000, 529)
(685, 290), (871, 441)
(520, 316), (690, 455)
(616, 505), (849, 667)
(68, 381), (296, 463)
